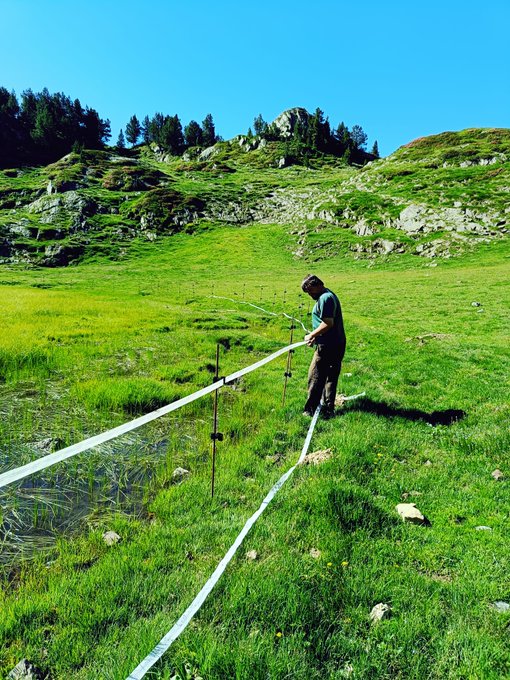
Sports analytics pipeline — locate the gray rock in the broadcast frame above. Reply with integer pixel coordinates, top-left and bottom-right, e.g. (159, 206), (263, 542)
(278, 157), (287, 169)
(271, 107), (310, 139)
(246, 550), (258, 560)
(471, 301), (481, 307)
(103, 530), (121, 546)
(354, 219), (374, 236)
(491, 469), (505, 481)
(492, 601), (510, 612)
(199, 145), (219, 161)
(475, 525), (492, 531)
(32, 437), (63, 452)
(6, 220), (32, 238)
(172, 466), (190, 483)
(397, 204), (428, 233)
(8, 659), (45, 679)
(396, 503), (429, 525)
(369, 602), (391, 624)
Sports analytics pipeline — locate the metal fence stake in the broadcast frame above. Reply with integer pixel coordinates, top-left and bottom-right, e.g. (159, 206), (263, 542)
(211, 344), (224, 498)
(282, 324), (295, 406)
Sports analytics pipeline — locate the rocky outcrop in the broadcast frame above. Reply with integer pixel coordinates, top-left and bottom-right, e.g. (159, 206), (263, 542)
(271, 107), (310, 138)
(26, 191), (98, 231)
(395, 203), (498, 235)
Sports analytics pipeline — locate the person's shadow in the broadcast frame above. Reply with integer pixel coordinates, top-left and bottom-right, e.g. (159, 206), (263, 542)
(344, 397), (465, 426)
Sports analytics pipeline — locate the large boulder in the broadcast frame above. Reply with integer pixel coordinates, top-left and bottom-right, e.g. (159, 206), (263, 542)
(271, 107), (311, 139)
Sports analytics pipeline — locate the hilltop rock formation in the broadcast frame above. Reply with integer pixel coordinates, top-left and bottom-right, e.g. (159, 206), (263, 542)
(0, 127), (509, 266)
(271, 107), (311, 138)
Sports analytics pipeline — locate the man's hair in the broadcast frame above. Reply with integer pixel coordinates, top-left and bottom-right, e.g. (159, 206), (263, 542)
(301, 274), (324, 291)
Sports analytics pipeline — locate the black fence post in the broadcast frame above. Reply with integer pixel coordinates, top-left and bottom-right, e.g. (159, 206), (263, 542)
(282, 324), (295, 406)
(211, 344), (224, 498)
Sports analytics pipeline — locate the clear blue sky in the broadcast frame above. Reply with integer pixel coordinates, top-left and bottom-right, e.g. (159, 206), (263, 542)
(1, 0), (509, 156)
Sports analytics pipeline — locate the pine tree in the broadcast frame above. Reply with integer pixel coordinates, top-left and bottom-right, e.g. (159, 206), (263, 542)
(141, 115), (151, 144)
(371, 140), (380, 158)
(253, 114), (267, 136)
(350, 124), (368, 150)
(202, 113), (216, 146)
(125, 114), (141, 146)
(184, 120), (203, 147)
(116, 129), (126, 150)
(160, 114), (184, 154)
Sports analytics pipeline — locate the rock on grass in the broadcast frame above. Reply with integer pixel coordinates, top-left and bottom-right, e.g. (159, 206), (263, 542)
(395, 503), (430, 526)
(369, 603), (392, 624)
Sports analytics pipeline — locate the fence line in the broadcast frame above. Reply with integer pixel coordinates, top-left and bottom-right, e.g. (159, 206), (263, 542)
(208, 294), (310, 333)
(0, 341), (307, 490)
(126, 390), (364, 679)
(125, 405), (322, 680)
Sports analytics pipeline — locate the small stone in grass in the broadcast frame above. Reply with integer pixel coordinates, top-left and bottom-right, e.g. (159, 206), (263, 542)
(423, 460), (433, 466)
(103, 531), (121, 546)
(492, 601), (510, 613)
(8, 659), (44, 679)
(369, 603), (392, 624)
(475, 525), (492, 531)
(492, 469), (505, 481)
(301, 448), (333, 466)
(396, 503), (430, 526)
(471, 301), (481, 307)
(172, 467), (190, 483)
(310, 548), (321, 558)
(246, 550), (258, 561)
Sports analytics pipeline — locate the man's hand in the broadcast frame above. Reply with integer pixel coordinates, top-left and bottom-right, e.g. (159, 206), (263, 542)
(305, 333), (316, 346)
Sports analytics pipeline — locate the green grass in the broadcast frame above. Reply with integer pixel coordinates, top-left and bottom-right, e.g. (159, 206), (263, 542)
(0, 134), (509, 678)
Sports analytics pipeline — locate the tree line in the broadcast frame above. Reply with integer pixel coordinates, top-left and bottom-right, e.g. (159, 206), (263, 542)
(116, 112), (220, 154)
(0, 87), (111, 167)
(250, 109), (379, 161)
(0, 84), (379, 168)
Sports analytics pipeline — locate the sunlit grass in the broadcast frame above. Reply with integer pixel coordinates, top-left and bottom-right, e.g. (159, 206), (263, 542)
(0, 214), (509, 678)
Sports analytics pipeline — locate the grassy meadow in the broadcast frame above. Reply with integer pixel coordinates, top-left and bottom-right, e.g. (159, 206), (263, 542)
(0, 177), (510, 675)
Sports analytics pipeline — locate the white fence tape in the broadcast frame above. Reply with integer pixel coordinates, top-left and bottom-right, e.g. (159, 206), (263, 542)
(0, 341), (307, 490)
(126, 405), (322, 680)
(209, 295), (310, 333)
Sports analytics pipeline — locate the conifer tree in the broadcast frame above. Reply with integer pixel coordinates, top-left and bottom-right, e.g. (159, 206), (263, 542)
(350, 124), (368, 150)
(371, 140), (380, 158)
(116, 129), (126, 150)
(161, 114), (184, 154)
(253, 114), (267, 136)
(125, 114), (141, 146)
(141, 115), (151, 144)
(202, 113), (216, 146)
(184, 120), (203, 147)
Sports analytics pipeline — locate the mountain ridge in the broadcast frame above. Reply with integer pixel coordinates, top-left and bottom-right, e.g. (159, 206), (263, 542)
(0, 124), (509, 267)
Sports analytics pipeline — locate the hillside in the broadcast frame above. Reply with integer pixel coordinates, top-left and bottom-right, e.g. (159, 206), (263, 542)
(1, 125), (509, 268)
(0, 125), (509, 679)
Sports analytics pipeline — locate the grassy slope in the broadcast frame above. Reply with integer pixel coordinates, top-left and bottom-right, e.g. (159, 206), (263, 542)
(0, 133), (509, 679)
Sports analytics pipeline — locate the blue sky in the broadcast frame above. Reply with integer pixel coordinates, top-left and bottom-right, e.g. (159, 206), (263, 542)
(1, 0), (509, 156)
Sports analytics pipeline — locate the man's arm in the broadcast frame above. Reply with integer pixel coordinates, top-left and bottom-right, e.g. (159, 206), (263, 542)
(305, 318), (334, 346)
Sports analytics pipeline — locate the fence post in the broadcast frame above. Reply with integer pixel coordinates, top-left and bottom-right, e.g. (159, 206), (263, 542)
(211, 344), (224, 498)
(282, 323), (295, 406)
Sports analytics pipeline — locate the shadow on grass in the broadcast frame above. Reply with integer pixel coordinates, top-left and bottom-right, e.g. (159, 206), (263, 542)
(345, 397), (466, 426)
(328, 484), (395, 535)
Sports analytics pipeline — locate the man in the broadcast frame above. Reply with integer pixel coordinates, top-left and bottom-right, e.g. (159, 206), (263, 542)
(301, 274), (346, 418)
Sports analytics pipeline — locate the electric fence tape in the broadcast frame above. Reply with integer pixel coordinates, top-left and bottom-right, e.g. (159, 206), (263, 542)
(126, 390), (365, 680)
(0, 341), (307, 490)
(209, 294), (310, 333)
(125, 405), (321, 680)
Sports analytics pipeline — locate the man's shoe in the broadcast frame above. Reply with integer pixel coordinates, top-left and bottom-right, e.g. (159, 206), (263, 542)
(321, 409), (335, 420)
(302, 410), (314, 418)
